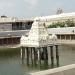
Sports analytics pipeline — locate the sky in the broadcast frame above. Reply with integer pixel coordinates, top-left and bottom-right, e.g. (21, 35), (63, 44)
(0, 0), (75, 19)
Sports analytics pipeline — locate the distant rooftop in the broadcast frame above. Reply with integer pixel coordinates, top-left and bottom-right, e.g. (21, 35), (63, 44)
(34, 12), (75, 21)
(0, 16), (33, 23)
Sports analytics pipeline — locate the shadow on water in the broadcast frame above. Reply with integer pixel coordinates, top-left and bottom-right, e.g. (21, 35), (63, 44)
(0, 48), (20, 58)
(21, 58), (59, 72)
(0, 47), (59, 75)
(0, 48), (25, 75)
(0, 45), (75, 75)
(21, 61), (50, 74)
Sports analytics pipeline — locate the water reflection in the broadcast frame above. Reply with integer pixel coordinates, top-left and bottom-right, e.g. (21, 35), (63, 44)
(0, 45), (75, 75)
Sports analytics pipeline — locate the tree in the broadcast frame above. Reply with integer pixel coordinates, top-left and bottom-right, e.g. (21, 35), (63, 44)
(48, 19), (75, 28)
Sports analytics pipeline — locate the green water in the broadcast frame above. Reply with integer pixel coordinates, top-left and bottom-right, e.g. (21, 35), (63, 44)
(0, 45), (75, 75)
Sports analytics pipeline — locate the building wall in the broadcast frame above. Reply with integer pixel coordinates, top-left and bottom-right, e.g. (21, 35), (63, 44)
(12, 22), (32, 30)
(0, 37), (20, 45)
(0, 21), (33, 31)
(44, 17), (75, 27)
(48, 27), (75, 41)
(0, 23), (12, 31)
(36, 13), (75, 27)
(47, 27), (75, 35)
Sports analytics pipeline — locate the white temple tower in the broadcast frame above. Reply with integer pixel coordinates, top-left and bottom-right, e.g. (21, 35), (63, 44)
(20, 18), (59, 67)
(20, 18), (57, 47)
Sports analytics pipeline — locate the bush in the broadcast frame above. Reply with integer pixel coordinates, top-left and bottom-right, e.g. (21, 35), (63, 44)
(48, 19), (75, 28)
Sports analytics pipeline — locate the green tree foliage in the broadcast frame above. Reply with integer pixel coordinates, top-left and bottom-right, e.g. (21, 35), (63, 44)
(65, 19), (75, 27)
(48, 19), (75, 28)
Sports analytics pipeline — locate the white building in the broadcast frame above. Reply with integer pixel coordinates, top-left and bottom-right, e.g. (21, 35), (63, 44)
(0, 16), (33, 31)
(0, 16), (33, 47)
(35, 12), (75, 27)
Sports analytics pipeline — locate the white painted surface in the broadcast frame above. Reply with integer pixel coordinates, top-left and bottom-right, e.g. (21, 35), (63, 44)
(0, 17), (17, 23)
(30, 64), (75, 75)
(58, 40), (75, 45)
(48, 27), (75, 35)
(34, 12), (75, 21)
(20, 20), (57, 47)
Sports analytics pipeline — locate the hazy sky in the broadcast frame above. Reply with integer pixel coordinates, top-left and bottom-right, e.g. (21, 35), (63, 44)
(0, 0), (75, 18)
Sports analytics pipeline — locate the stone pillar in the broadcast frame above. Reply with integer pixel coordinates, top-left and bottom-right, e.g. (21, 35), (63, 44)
(20, 47), (22, 59)
(47, 47), (50, 65)
(70, 35), (71, 40)
(50, 46), (54, 68)
(20, 47), (25, 64)
(42, 47), (48, 60)
(43, 47), (48, 68)
(60, 35), (61, 40)
(65, 35), (66, 40)
(25, 47), (27, 59)
(26, 47), (29, 66)
(38, 49), (40, 61)
(55, 45), (59, 67)
(31, 47), (33, 65)
(38, 47), (41, 66)
(33, 47), (37, 66)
